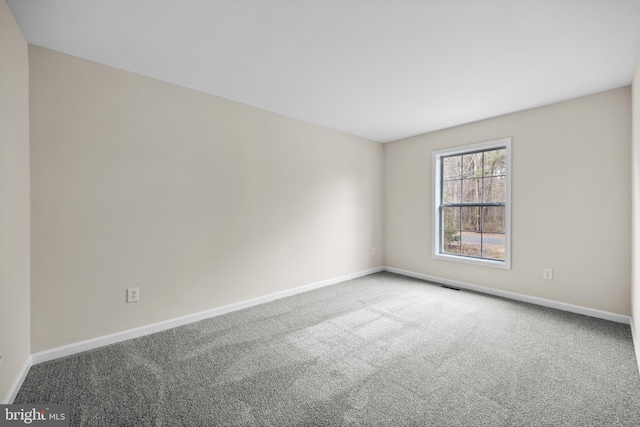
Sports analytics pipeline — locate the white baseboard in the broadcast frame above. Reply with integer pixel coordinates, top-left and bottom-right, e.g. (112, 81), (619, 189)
(31, 266), (384, 365)
(26, 264), (634, 366)
(384, 266), (632, 325)
(631, 319), (640, 377)
(2, 355), (32, 404)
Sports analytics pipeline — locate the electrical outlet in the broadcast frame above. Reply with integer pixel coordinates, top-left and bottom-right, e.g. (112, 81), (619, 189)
(127, 287), (139, 303)
(371, 247), (376, 256)
(543, 269), (553, 280)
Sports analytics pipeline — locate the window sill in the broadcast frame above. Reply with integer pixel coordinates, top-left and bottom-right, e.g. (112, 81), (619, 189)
(433, 253), (511, 269)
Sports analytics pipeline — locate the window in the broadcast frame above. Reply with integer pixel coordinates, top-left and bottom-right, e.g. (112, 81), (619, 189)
(433, 138), (511, 268)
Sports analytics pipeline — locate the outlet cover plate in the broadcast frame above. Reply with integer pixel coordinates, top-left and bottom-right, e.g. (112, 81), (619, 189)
(127, 287), (139, 303)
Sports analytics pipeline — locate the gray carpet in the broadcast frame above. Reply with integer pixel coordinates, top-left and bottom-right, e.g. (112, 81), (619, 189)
(15, 272), (640, 426)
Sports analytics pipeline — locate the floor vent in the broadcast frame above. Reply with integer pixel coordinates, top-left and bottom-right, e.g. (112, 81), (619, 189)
(440, 285), (460, 291)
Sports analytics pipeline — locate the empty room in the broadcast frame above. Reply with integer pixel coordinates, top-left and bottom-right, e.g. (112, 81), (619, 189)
(2, 0), (640, 425)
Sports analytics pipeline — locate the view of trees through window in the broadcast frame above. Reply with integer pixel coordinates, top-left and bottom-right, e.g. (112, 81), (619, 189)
(441, 147), (506, 260)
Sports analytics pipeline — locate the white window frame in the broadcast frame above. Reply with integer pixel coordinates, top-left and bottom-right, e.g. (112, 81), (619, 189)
(432, 137), (512, 269)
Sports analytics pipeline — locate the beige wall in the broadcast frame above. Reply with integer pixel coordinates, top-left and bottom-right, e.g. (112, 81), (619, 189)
(29, 46), (384, 352)
(0, 0), (30, 402)
(385, 87), (631, 315)
(632, 50), (640, 335)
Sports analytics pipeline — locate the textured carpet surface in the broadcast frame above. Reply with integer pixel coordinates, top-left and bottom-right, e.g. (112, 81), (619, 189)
(15, 272), (640, 426)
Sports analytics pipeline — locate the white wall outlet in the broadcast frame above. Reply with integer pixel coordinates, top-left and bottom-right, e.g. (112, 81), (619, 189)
(543, 269), (553, 280)
(127, 287), (139, 303)
(371, 247), (376, 256)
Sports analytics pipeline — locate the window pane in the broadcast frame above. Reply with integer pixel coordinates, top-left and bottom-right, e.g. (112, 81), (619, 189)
(443, 156), (461, 180)
(461, 206), (481, 232)
(483, 177), (506, 202)
(481, 234), (505, 260)
(460, 232), (481, 257)
(481, 206), (505, 233)
(443, 207), (460, 230)
(483, 149), (506, 176)
(443, 180), (461, 203)
(443, 229), (461, 254)
(463, 152), (483, 178)
(462, 178), (482, 203)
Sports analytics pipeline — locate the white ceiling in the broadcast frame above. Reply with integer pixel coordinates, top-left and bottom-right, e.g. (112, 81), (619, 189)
(7, 0), (640, 143)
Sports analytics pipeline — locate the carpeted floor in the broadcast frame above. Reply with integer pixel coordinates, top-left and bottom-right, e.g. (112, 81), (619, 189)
(15, 272), (640, 426)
